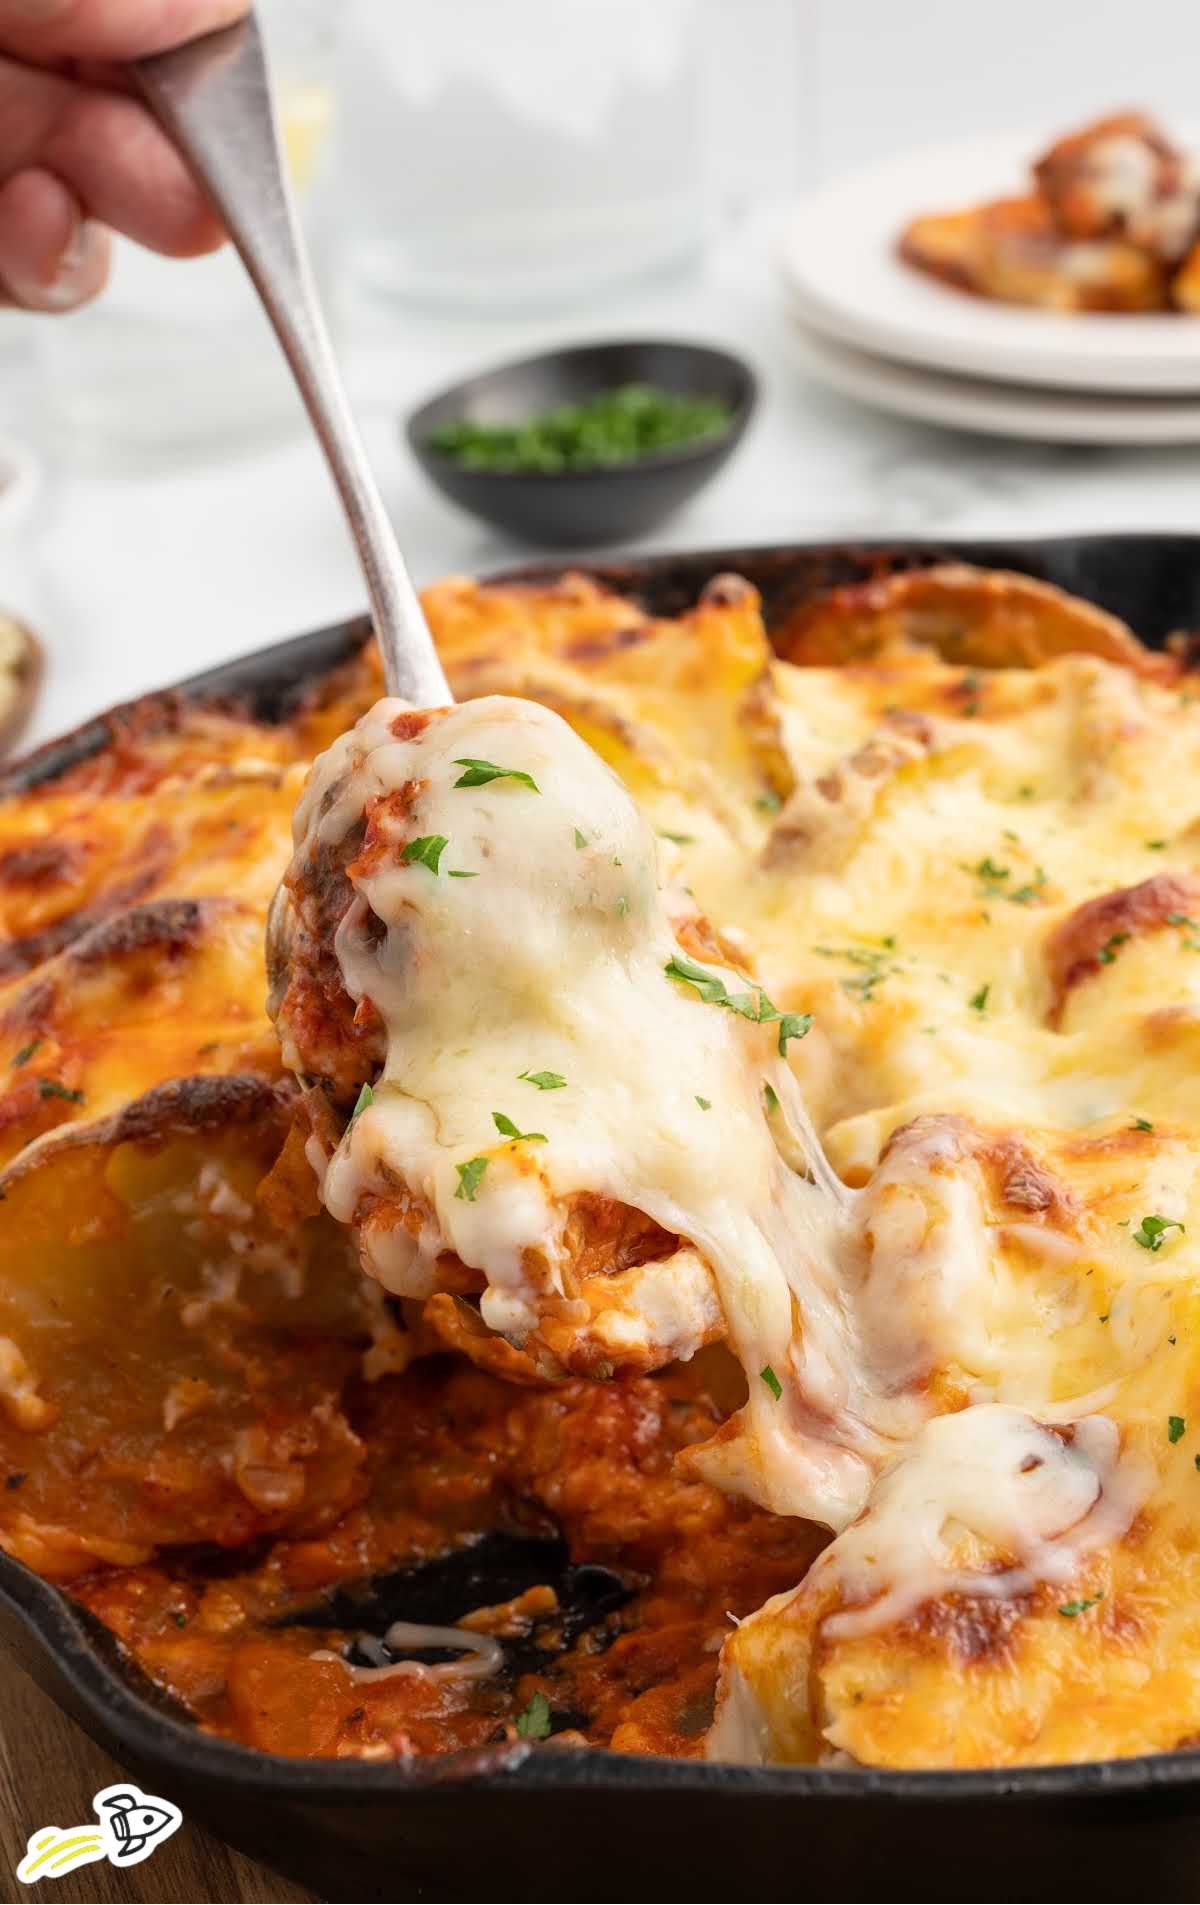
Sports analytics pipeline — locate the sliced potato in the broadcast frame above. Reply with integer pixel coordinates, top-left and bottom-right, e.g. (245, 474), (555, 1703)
(0, 1078), (374, 1580)
(775, 563), (1161, 674)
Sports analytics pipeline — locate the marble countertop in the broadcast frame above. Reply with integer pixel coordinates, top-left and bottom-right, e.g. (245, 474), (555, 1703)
(6, 204), (1200, 753)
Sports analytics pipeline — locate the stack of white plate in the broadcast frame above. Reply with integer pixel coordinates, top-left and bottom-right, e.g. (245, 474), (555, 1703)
(776, 131), (1200, 445)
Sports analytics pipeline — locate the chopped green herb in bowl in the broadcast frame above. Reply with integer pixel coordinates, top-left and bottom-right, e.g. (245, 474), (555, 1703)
(407, 340), (755, 543)
(428, 383), (734, 474)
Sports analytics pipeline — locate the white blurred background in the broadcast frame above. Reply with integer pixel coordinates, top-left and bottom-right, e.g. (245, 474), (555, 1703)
(4, 0), (1200, 745)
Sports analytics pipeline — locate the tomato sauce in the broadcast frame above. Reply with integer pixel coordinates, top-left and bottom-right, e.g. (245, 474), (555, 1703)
(75, 1354), (824, 1761)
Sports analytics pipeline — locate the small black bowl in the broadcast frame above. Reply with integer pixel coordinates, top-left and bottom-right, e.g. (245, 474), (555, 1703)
(405, 338), (757, 547)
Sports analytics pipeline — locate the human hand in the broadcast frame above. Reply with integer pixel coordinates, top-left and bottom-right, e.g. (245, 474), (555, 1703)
(0, 0), (251, 310)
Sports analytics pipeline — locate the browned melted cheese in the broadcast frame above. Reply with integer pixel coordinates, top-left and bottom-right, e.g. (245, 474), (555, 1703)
(3, 563), (1200, 1769)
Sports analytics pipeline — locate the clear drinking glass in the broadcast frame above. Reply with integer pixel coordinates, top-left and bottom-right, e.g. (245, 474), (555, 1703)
(33, 1), (339, 464)
(334, 0), (707, 315)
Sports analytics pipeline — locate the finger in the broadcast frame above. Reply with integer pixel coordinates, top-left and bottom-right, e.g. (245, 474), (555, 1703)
(0, 1), (250, 67)
(0, 54), (222, 257)
(46, 85), (224, 254)
(0, 166), (109, 309)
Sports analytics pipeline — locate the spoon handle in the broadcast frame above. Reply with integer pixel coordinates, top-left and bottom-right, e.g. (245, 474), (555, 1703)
(134, 12), (451, 706)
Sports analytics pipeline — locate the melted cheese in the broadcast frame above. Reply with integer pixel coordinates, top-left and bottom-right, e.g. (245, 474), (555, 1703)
(283, 688), (1154, 1601)
(313, 1621), (504, 1685)
(7, 561), (1200, 1767)
(287, 619), (1200, 1768)
(292, 695), (885, 1525)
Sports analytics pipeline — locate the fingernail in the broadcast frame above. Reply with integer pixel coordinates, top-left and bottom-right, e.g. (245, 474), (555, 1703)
(39, 219), (109, 311)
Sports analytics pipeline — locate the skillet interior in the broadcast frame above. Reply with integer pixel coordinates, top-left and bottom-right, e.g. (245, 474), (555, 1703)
(4, 535), (1200, 1903)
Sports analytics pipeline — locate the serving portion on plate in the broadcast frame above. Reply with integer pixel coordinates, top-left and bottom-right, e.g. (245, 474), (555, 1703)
(777, 120), (1200, 413)
(901, 111), (1200, 315)
(4, 555), (1200, 1776)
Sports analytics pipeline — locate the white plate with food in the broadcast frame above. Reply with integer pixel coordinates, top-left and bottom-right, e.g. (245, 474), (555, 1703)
(789, 315), (1200, 444)
(776, 115), (1200, 395)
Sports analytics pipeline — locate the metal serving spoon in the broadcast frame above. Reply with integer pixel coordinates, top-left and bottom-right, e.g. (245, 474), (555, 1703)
(134, 10), (451, 707)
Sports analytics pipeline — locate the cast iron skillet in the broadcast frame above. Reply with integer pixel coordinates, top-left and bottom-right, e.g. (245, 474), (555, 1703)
(4, 534), (1200, 1905)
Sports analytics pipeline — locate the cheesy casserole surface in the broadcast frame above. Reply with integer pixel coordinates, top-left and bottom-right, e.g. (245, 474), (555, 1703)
(2, 559), (1200, 1770)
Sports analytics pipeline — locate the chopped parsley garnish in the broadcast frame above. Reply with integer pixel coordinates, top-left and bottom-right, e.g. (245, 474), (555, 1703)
(1132, 1116), (1154, 1132)
(969, 855), (1046, 904)
(431, 385), (732, 472)
(493, 1112), (546, 1143)
(447, 869), (478, 879)
(813, 942), (896, 1001)
(755, 790), (782, 815)
(1147, 840), (1168, 850)
(695, 1095), (711, 1110)
(664, 954), (811, 1053)
(968, 984), (990, 1014)
(574, 828), (587, 849)
(515, 1691), (552, 1739)
(453, 757), (540, 793)
(814, 945), (887, 969)
(1098, 1313), (1110, 1324)
(10, 1039), (40, 1068)
(1010, 870), (1048, 905)
(37, 1079), (84, 1104)
(660, 831), (695, 845)
(777, 1013), (813, 1054)
(454, 1157), (489, 1202)
(760, 1364), (783, 1401)
(1165, 911), (1200, 951)
(843, 970), (886, 1002)
(615, 896), (629, 917)
(519, 1070), (566, 1091)
(1058, 1593), (1103, 1617)
(1096, 932), (1129, 966)
(664, 953), (749, 1008)
(1132, 1215), (1185, 1252)
(1169, 1415), (1187, 1444)
(348, 1081), (374, 1127)
(763, 1083), (780, 1114)
(401, 833), (449, 874)
(173, 1611), (188, 1628)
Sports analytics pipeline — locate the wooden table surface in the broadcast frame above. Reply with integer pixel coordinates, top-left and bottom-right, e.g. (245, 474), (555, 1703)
(0, 1653), (315, 1905)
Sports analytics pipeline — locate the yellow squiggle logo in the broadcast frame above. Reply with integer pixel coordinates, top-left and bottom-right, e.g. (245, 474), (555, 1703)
(15, 1783), (182, 1884)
